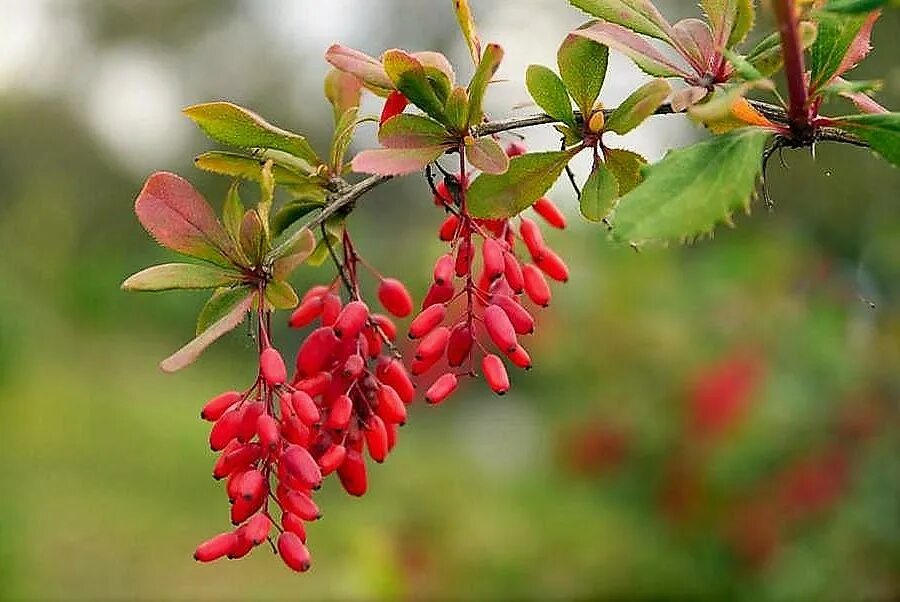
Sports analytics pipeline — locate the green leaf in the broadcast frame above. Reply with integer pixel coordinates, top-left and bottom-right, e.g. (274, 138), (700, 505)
(134, 172), (240, 268)
(453, 0), (482, 65)
(723, 48), (766, 83)
(352, 146), (447, 176)
(183, 102), (321, 167)
(271, 228), (317, 281)
(121, 263), (240, 292)
(378, 114), (451, 149)
(272, 199), (324, 238)
(745, 23), (817, 77)
(306, 219), (344, 267)
(257, 160), (275, 236)
(580, 163), (619, 221)
(727, 0), (755, 48)
(193, 151), (313, 186)
(324, 68), (362, 124)
(558, 33), (609, 115)
(808, 12), (869, 92)
(444, 86), (470, 133)
(612, 128), (770, 244)
(824, 0), (887, 14)
(222, 181), (244, 245)
(569, 0), (675, 41)
(526, 65), (577, 129)
(604, 148), (646, 195)
(574, 23), (691, 78)
(605, 79), (671, 135)
(382, 50), (446, 123)
(468, 150), (578, 219)
(467, 43), (504, 128)
(265, 281), (299, 310)
(196, 286), (253, 335)
(239, 210), (267, 265)
(835, 113), (900, 167)
(330, 106), (360, 173)
(415, 51), (456, 103)
(160, 292), (254, 373)
(467, 137), (510, 175)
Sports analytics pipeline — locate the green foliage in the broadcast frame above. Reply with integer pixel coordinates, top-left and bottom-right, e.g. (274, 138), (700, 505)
(580, 163), (619, 221)
(466, 43), (504, 128)
(196, 286), (253, 335)
(605, 79), (670, 134)
(569, 0), (674, 41)
(526, 65), (577, 129)
(453, 0), (482, 65)
(808, 12), (872, 92)
(121, 263), (240, 292)
(383, 50), (448, 123)
(378, 114), (452, 148)
(744, 23), (818, 77)
(836, 113), (900, 167)
(468, 150), (577, 219)
(612, 129), (770, 244)
(183, 102), (321, 168)
(557, 33), (608, 115)
(604, 148), (646, 196)
(264, 280), (300, 310)
(467, 137), (509, 174)
(824, 0), (889, 13)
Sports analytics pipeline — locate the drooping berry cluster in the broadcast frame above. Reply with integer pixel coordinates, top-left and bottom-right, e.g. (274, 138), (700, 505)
(193, 233), (416, 572)
(412, 143), (569, 404)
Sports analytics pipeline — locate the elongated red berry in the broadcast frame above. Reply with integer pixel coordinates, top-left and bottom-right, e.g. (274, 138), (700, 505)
(228, 527), (254, 559)
(422, 282), (455, 309)
(342, 354), (365, 379)
(376, 385), (407, 424)
(506, 344), (532, 370)
(194, 532), (237, 562)
(519, 217), (545, 260)
(210, 409), (242, 451)
(380, 90), (408, 125)
(231, 489), (264, 524)
(280, 489), (320, 521)
(415, 326), (450, 361)
(289, 296), (324, 328)
(238, 469), (266, 501)
(376, 358), (415, 403)
(260, 347), (287, 385)
(364, 414), (389, 462)
(318, 444), (347, 475)
(484, 305), (518, 353)
(201, 391), (242, 422)
(482, 354), (510, 395)
(244, 512), (271, 545)
(439, 214), (459, 241)
(503, 252), (525, 293)
(325, 394), (353, 430)
(301, 284), (330, 303)
(238, 401), (265, 443)
(455, 240), (473, 277)
(533, 197), (566, 229)
(433, 253), (454, 286)
(291, 390), (320, 426)
(409, 303), (446, 339)
(256, 413), (280, 451)
(371, 314), (397, 341)
(333, 300), (369, 340)
(492, 295), (535, 334)
(281, 416), (310, 447)
(296, 327), (339, 376)
(377, 278), (413, 318)
(282, 512), (307, 541)
(482, 237), (505, 280)
(522, 264), (551, 307)
(337, 448), (368, 496)
(534, 247), (569, 282)
(295, 371), (331, 396)
(446, 324), (473, 367)
(213, 443), (261, 479)
(425, 373), (458, 404)
(278, 531), (311, 572)
(281, 445), (322, 489)
(320, 293), (342, 326)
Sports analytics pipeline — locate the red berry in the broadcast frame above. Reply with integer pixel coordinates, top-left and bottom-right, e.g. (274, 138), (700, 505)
(201, 391), (241, 422)
(433, 253), (454, 286)
(318, 444), (347, 475)
(455, 239), (473, 276)
(238, 401), (265, 443)
(320, 293), (342, 326)
(337, 448), (368, 497)
(277, 531), (311, 572)
(409, 303), (446, 339)
(376, 358), (415, 404)
(238, 469), (266, 501)
(291, 391), (320, 426)
(415, 326), (450, 361)
(503, 252), (525, 293)
(482, 354), (510, 395)
(281, 445), (323, 489)
(532, 197), (566, 229)
(209, 409), (242, 451)
(228, 527), (254, 559)
(534, 247), (569, 282)
(342, 354), (365, 379)
(376, 385), (407, 424)
(519, 217), (545, 260)
(439, 214), (459, 241)
(333, 300), (369, 340)
(231, 488), (264, 524)
(377, 278), (413, 318)
(260, 347), (287, 385)
(506, 344), (533, 370)
(425, 373), (458, 404)
(364, 414), (389, 462)
(446, 324), (474, 367)
(325, 394), (353, 430)
(289, 296), (324, 328)
(370, 314), (397, 341)
(522, 264), (551, 307)
(491, 295), (535, 335)
(481, 237), (505, 281)
(301, 284), (330, 303)
(422, 282), (455, 309)
(282, 512), (307, 541)
(280, 489), (321, 521)
(484, 304), (518, 353)
(256, 414), (280, 451)
(244, 513), (271, 545)
(194, 532), (237, 562)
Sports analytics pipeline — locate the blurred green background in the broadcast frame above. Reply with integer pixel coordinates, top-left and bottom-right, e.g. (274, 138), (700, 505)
(1, 1), (898, 600)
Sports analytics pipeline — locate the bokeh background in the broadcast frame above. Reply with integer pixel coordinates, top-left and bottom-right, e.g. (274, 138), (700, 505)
(1, 0), (899, 600)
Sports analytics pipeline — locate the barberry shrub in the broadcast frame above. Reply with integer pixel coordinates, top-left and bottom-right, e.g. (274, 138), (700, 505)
(122, 0), (898, 572)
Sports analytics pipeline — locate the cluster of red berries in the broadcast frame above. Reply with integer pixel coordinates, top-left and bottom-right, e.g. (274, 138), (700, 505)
(411, 143), (569, 404)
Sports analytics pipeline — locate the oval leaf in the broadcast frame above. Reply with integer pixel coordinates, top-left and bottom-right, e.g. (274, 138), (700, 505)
(570, 0), (676, 41)
(467, 43), (504, 128)
(272, 227), (317, 281)
(467, 137), (510, 175)
(605, 79), (671, 135)
(835, 112), (900, 167)
(183, 102), (321, 167)
(612, 128), (770, 244)
(265, 281), (300, 310)
(453, 0), (482, 65)
(604, 148), (646, 195)
(574, 22), (691, 78)
(351, 146), (447, 176)
(122, 263), (240, 292)
(558, 33), (609, 115)
(134, 172), (238, 267)
(382, 50), (446, 123)
(580, 163), (619, 221)
(468, 150), (577, 219)
(324, 44), (394, 93)
(378, 114), (451, 149)
(526, 65), (576, 128)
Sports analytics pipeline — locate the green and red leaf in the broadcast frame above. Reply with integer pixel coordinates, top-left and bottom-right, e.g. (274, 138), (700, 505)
(557, 32), (609, 115)
(121, 263), (241, 292)
(352, 146), (448, 176)
(467, 137), (510, 175)
(324, 44), (394, 93)
(574, 22), (692, 78)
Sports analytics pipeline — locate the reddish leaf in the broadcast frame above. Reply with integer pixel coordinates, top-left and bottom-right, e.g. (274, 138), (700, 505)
(351, 146), (447, 176)
(324, 44), (393, 93)
(575, 22), (692, 78)
(833, 10), (880, 82)
(160, 292), (253, 372)
(134, 172), (239, 267)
